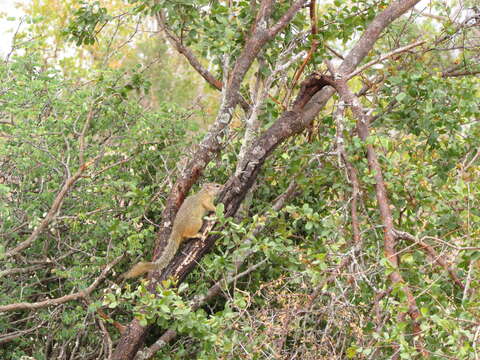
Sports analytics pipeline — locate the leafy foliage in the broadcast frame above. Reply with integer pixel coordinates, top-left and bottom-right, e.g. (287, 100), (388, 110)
(1, 0), (480, 359)
(0, 49), (196, 358)
(63, 0), (111, 45)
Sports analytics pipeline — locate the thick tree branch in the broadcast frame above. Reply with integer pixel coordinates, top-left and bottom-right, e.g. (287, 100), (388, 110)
(150, 0), (309, 282)
(136, 181), (298, 359)
(152, 0), (421, 316)
(113, 1), (421, 358)
(113, 2), (308, 358)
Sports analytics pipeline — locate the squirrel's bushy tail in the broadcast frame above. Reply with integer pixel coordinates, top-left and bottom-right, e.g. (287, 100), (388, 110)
(121, 230), (181, 279)
(152, 229), (181, 271)
(121, 261), (157, 279)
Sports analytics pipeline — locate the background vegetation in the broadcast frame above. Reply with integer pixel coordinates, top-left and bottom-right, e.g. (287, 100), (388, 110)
(0, 0), (479, 359)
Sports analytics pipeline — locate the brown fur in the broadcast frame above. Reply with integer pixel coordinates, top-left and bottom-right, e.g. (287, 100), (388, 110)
(122, 183), (222, 279)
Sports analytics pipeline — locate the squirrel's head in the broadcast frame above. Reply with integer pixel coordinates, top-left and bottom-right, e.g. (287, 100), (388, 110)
(203, 182), (223, 196)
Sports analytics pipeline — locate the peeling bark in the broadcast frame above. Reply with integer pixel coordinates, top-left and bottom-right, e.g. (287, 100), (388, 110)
(113, 1), (421, 358)
(112, 2), (308, 358)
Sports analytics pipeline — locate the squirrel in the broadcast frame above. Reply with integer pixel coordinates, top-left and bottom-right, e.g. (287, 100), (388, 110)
(121, 182), (223, 279)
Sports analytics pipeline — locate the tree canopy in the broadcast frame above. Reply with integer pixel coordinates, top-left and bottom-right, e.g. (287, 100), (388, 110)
(1, 0), (479, 359)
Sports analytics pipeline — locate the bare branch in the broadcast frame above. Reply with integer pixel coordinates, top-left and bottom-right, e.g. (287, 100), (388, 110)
(394, 230), (465, 290)
(0, 318), (48, 344)
(0, 264), (51, 278)
(0, 255), (123, 312)
(422, 235), (480, 251)
(4, 156), (99, 259)
(268, 0), (309, 37)
(156, 12), (222, 91)
(442, 69), (480, 78)
(334, 100), (362, 247)
(347, 40), (425, 79)
(327, 67), (426, 355)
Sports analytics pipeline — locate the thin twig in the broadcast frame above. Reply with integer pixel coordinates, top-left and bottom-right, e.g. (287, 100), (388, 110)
(347, 40), (425, 79)
(394, 230), (465, 290)
(4, 156), (100, 258)
(0, 255), (123, 312)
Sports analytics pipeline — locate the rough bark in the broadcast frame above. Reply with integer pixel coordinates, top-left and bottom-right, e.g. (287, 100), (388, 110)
(112, 2), (308, 359)
(171, 75), (333, 281)
(113, 1), (421, 359)
(136, 182), (298, 359)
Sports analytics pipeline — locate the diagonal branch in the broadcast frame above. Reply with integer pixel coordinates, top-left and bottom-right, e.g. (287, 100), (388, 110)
(156, 0), (423, 311)
(113, 1), (421, 358)
(113, 2), (309, 359)
(0, 255), (123, 312)
(303, 0), (421, 122)
(267, 0), (310, 37)
(136, 181), (299, 359)
(155, 11), (251, 113)
(326, 68), (427, 356)
(4, 157), (99, 259)
(347, 40), (425, 79)
(156, 12), (222, 90)
(338, 0), (422, 74)
(227, 0), (308, 104)
(150, 0), (310, 282)
(153, 0), (422, 307)
(394, 230), (465, 290)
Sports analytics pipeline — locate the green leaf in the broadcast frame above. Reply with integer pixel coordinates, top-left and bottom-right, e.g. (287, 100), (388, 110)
(396, 92), (407, 102)
(216, 203), (225, 217)
(346, 346), (357, 358)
